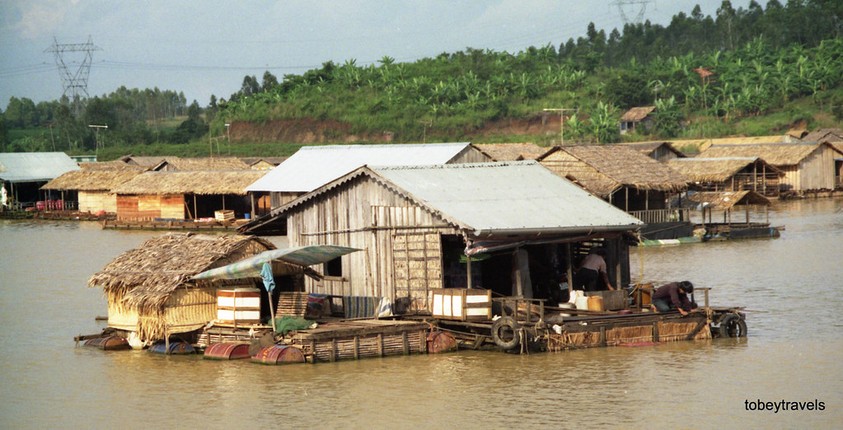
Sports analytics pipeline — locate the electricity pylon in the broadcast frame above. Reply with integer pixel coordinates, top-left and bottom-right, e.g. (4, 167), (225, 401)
(44, 36), (101, 108)
(610, 0), (654, 25)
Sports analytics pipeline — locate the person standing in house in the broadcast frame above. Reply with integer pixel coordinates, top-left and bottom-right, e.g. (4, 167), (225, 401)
(573, 248), (614, 292)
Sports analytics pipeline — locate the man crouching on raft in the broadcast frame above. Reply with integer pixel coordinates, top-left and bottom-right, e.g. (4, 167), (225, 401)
(651, 281), (697, 316)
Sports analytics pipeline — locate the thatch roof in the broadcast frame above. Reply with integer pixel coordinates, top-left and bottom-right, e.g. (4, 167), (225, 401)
(666, 135), (794, 154)
(538, 145), (688, 197)
(158, 157), (251, 171)
(620, 106), (655, 122)
(802, 128), (843, 144)
(41, 169), (144, 191)
(474, 143), (547, 161)
(240, 157), (288, 167)
(666, 157), (782, 182)
(685, 190), (771, 210)
(112, 170), (267, 195)
(119, 155), (167, 167)
(88, 233), (275, 311)
(79, 160), (148, 171)
(699, 143), (825, 166)
(619, 141), (685, 158)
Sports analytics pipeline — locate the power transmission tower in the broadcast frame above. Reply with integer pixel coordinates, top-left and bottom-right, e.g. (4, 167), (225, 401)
(44, 36), (101, 110)
(610, 0), (654, 25)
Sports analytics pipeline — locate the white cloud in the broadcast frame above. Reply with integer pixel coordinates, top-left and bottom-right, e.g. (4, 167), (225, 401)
(8, 1), (77, 40)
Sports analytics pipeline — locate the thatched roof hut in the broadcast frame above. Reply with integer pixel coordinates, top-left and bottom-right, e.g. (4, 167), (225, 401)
(538, 145), (688, 198)
(619, 106), (655, 134)
(474, 143), (548, 161)
(699, 143), (839, 191)
(88, 233), (275, 343)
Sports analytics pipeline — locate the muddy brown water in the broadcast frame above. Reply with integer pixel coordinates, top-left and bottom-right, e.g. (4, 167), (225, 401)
(1, 198), (841, 429)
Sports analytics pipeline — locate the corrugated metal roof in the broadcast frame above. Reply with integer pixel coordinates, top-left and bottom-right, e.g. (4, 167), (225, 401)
(246, 142), (472, 192)
(369, 161), (642, 236)
(0, 152), (80, 183)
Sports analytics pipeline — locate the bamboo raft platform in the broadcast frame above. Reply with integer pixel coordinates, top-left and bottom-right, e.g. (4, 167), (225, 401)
(290, 319), (431, 363)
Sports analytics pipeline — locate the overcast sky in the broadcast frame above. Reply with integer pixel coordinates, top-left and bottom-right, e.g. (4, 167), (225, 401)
(0, 1), (750, 111)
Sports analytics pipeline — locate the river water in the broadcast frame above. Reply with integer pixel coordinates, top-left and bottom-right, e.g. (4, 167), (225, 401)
(1, 198), (841, 429)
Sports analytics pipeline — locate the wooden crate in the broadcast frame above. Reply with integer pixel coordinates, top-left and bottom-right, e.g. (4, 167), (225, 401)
(586, 290), (627, 311)
(216, 288), (261, 326)
(430, 288), (491, 321)
(214, 209), (235, 222)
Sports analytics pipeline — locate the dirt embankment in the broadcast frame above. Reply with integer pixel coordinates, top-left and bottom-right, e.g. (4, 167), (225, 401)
(228, 114), (563, 144)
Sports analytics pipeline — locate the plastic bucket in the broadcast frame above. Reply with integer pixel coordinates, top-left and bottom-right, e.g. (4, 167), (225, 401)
(575, 295), (590, 310)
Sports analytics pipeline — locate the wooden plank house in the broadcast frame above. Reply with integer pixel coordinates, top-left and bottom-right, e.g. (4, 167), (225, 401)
(666, 157), (783, 197)
(88, 233), (276, 346)
(111, 170), (266, 221)
(241, 161), (643, 314)
(700, 142), (840, 193)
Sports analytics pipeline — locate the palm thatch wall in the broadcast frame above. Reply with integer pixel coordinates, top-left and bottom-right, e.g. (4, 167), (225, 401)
(88, 232), (275, 342)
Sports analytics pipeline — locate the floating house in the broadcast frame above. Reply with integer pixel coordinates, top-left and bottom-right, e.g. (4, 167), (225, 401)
(87, 233), (276, 346)
(699, 142), (840, 193)
(682, 190), (779, 240)
(0, 152), (80, 210)
(666, 157), (784, 197)
(40, 163), (146, 213)
(244, 143), (491, 219)
(111, 170), (266, 221)
(243, 161), (643, 313)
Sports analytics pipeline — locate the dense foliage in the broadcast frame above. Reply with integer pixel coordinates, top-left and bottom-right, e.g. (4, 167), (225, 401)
(2, 0), (842, 156)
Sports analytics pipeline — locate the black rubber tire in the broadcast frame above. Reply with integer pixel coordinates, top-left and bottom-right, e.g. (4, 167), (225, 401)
(718, 313), (747, 338)
(491, 316), (521, 350)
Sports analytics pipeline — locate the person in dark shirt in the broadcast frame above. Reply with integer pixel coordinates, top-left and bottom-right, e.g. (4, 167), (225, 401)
(651, 281), (696, 316)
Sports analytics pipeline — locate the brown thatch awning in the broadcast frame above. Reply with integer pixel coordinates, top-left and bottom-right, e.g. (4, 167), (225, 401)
(667, 157), (783, 182)
(699, 143), (822, 166)
(41, 169), (144, 191)
(112, 170), (267, 195)
(88, 233), (275, 311)
(686, 190), (771, 210)
(474, 143), (548, 161)
(538, 145), (688, 197)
